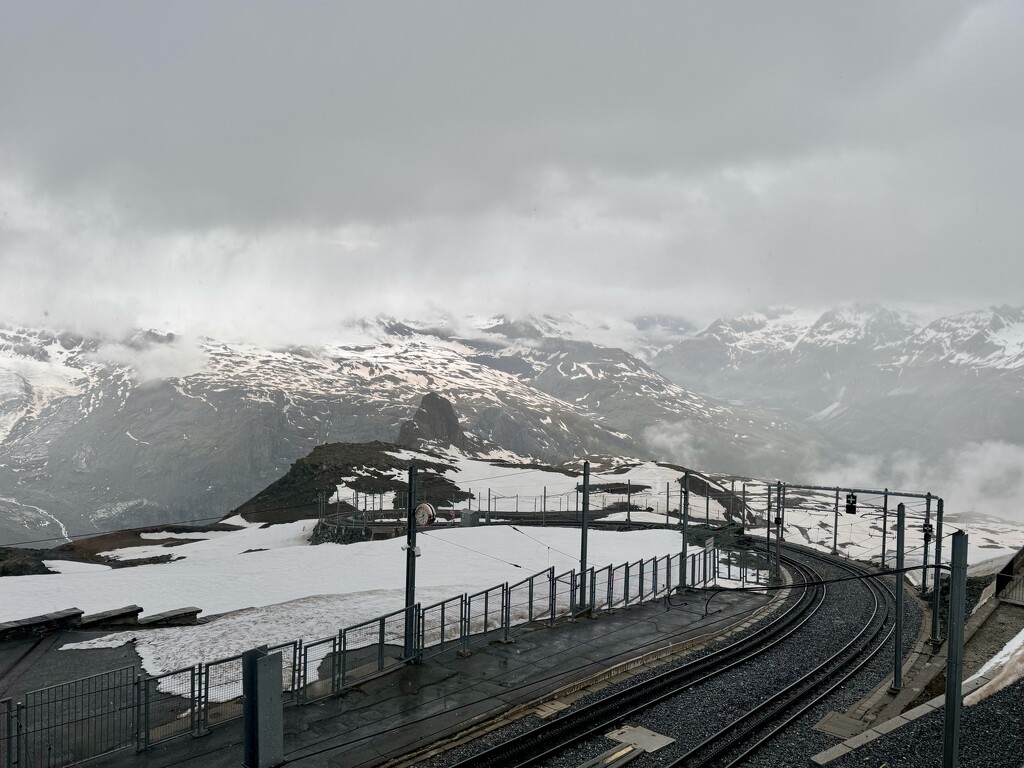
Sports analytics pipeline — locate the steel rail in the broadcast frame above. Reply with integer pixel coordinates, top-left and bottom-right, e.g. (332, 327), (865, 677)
(669, 551), (896, 768)
(448, 554), (825, 768)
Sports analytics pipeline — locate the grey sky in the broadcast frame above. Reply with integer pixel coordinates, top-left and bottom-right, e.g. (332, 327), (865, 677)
(1, 1), (1021, 340)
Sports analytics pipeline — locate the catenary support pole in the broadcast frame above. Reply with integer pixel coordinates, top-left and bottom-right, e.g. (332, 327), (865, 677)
(543, 487), (546, 526)
(705, 486), (709, 526)
(931, 498), (945, 643)
(682, 471), (690, 587)
(404, 467), (418, 658)
(774, 481), (783, 580)
(833, 487), (840, 554)
(881, 488), (889, 567)
(665, 482), (670, 525)
(766, 482), (774, 580)
(892, 502), (906, 692)
(943, 529), (968, 768)
(579, 461), (590, 610)
(922, 493), (933, 596)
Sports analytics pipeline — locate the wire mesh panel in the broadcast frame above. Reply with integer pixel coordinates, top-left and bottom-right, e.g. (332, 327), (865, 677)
(590, 565), (613, 612)
(142, 667), (197, 748)
(203, 654), (243, 729)
(340, 606), (416, 689)
(653, 555), (671, 597)
(1, 699), (13, 768)
(551, 571), (575, 619)
(506, 568), (552, 630)
(465, 585), (507, 641)
(13, 666), (136, 767)
(268, 640), (300, 702)
(420, 596), (465, 659)
(300, 636), (338, 703)
(609, 563), (627, 608)
(625, 560), (644, 606)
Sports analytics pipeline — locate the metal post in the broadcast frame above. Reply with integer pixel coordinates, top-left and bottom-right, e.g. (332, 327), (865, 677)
(404, 467), (418, 658)
(543, 487), (546, 526)
(730, 479), (735, 518)
(682, 471), (690, 587)
(832, 487), (840, 554)
(881, 488), (889, 567)
(931, 498), (945, 644)
(515, 494), (519, 514)
(943, 529), (968, 768)
(774, 481), (783, 580)
(922, 493), (932, 596)
(766, 482), (773, 578)
(892, 502), (906, 692)
(742, 483), (747, 525)
(665, 482), (670, 525)
(578, 461), (590, 610)
(705, 485), (709, 525)
(487, 489), (492, 524)
(626, 479), (631, 524)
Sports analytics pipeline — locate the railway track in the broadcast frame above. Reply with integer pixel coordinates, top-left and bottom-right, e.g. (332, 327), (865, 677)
(442, 547), (895, 768)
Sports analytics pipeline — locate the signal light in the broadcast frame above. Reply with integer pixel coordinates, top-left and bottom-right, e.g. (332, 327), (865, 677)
(845, 493), (857, 515)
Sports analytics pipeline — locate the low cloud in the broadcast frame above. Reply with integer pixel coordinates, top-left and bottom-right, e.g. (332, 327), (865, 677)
(808, 441), (1024, 524)
(89, 337), (207, 383)
(641, 423), (711, 473)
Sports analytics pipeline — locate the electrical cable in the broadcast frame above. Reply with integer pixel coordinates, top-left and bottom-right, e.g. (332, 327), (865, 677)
(509, 526), (578, 562)
(417, 531), (523, 569)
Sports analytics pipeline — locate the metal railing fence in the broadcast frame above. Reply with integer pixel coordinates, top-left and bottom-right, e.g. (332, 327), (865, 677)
(420, 595), (465, 659)
(0, 543), (756, 767)
(339, 605), (418, 689)
(0, 667), (136, 767)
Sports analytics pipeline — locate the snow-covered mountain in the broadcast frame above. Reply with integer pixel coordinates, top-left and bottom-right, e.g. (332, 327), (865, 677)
(650, 304), (1024, 456)
(2, 304), (1022, 547)
(0, 319), (822, 545)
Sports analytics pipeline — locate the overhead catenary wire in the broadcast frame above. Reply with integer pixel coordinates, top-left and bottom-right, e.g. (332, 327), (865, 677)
(417, 530), (523, 569)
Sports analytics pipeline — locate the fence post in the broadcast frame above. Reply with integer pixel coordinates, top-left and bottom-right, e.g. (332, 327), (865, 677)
(460, 595), (471, 656)
(192, 664), (201, 736)
(589, 567), (596, 610)
(548, 570), (556, 626)
(602, 569), (610, 618)
(624, 562), (631, 607)
(338, 632), (346, 691)
(15, 702), (25, 767)
(502, 584), (512, 643)
(3, 699), (12, 767)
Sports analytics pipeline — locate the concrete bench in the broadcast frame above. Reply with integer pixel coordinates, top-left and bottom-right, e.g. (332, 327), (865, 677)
(137, 607), (203, 627)
(79, 605), (144, 630)
(0, 608), (84, 640)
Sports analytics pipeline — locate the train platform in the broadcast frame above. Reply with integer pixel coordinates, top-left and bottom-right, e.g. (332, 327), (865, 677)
(5, 586), (776, 768)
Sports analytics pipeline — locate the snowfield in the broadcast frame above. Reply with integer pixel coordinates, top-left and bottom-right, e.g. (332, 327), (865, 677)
(2, 453), (1023, 702)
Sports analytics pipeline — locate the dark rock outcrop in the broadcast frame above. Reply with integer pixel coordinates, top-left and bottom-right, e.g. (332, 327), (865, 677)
(396, 393), (469, 451)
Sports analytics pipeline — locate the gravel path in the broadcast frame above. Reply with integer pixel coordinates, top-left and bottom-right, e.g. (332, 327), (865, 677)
(825, 676), (1024, 768)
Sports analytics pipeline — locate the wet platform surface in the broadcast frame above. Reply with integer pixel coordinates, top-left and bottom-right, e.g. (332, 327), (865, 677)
(8, 587), (772, 768)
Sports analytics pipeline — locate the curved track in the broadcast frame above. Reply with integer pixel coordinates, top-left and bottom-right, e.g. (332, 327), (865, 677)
(446, 546), (895, 768)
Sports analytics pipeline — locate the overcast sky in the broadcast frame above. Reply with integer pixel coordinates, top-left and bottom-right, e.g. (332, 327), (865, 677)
(1, 1), (1021, 341)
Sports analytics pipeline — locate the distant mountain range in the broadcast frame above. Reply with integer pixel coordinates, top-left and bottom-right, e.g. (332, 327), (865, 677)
(1, 304), (1021, 546)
